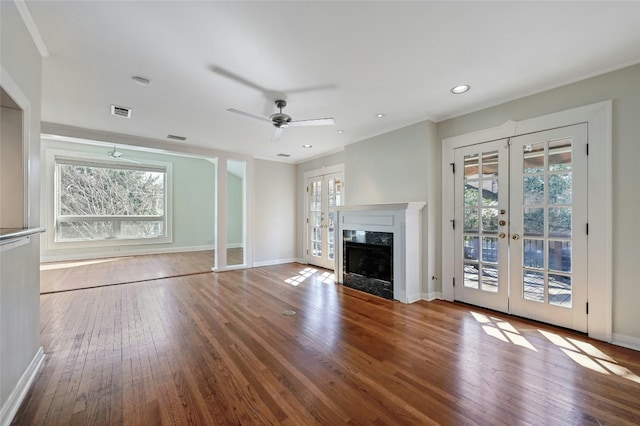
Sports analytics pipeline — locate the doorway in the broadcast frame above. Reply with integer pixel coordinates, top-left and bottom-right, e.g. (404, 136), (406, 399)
(453, 125), (587, 331)
(305, 166), (344, 270)
(442, 101), (612, 339)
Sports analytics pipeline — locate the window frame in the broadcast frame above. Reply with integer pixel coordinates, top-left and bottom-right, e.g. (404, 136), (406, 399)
(47, 149), (173, 249)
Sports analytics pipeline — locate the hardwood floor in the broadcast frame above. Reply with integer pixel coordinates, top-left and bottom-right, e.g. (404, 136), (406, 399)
(40, 249), (243, 294)
(15, 263), (640, 425)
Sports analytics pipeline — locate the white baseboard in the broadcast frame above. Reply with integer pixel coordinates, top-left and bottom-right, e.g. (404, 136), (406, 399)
(612, 333), (640, 351)
(0, 347), (45, 426)
(253, 258), (300, 268)
(421, 291), (442, 301)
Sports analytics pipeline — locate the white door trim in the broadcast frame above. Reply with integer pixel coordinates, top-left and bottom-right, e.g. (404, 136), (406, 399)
(442, 100), (612, 342)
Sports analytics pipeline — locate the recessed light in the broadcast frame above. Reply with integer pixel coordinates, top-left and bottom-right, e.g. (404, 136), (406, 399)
(451, 84), (470, 94)
(302, 144), (312, 148)
(337, 130), (344, 134)
(376, 113), (385, 118)
(132, 76), (151, 86)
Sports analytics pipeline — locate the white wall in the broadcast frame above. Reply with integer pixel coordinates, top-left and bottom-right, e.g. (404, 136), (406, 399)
(0, 0), (43, 421)
(438, 64), (640, 344)
(253, 159), (296, 265)
(40, 139), (216, 261)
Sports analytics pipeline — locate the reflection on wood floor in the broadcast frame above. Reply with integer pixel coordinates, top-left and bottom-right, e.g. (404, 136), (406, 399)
(16, 263), (640, 425)
(40, 249), (243, 294)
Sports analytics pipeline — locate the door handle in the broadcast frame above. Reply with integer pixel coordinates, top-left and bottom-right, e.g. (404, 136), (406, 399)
(498, 232), (506, 239)
(511, 233), (520, 240)
(499, 220), (507, 226)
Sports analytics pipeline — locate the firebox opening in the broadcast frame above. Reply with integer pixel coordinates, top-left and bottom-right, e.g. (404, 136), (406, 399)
(345, 242), (392, 282)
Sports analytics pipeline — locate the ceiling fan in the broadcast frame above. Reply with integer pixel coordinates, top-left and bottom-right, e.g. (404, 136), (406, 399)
(107, 146), (140, 164)
(227, 100), (335, 142)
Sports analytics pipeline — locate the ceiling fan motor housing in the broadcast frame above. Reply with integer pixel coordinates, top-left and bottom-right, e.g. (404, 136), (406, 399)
(271, 100), (291, 127)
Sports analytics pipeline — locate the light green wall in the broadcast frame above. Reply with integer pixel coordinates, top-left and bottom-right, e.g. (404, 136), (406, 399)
(0, 0), (43, 418)
(40, 139), (216, 260)
(438, 63), (640, 342)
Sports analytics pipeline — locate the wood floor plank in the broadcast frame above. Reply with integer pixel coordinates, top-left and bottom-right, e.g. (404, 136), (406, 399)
(12, 260), (640, 425)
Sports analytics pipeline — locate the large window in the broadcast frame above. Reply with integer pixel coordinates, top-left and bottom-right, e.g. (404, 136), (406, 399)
(55, 157), (170, 243)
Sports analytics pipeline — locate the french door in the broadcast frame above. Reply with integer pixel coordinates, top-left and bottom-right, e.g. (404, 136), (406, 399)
(307, 171), (343, 270)
(454, 124), (588, 332)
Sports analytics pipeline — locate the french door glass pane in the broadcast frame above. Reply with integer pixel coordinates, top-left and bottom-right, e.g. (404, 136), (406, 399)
(549, 274), (572, 307)
(464, 263), (479, 288)
(462, 151), (500, 293)
(523, 270), (545, 302)
(327, 177), (342, 261)
(520, 139), (574, 308)
(309, 180), (322, 257)
(481, 265), (498, 292)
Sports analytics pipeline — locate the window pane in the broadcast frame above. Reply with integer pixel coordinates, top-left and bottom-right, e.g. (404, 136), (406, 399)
(523, 175), (544, 205)
(481, 179), (499, 206)
(523, 143), (545, 173)
(481, 208), (498, 233)
(464, 154), (479, 179)
(121, 221), (164, 238)
(464, 209), (478, 232)
(464, 236), (479, 261)
(549, 138), (572, 171)
(59, 164), (164, 216)
(481, 265), (498, 292)
(549, 207), (572, 237)
(482, 151), (499, 178)
(549, 240), (571, 273)
(464, 263), (479, 289)
(523, 270), (545, 302)
(549, 274), (572, 308)
(465, 181), (480, 206)
(523, 208), (544, 236)
(523, 239), (544, 269)
(482, 237), (498, 263)
(58, 221), (113, 240)
(549, 173), (572, 204)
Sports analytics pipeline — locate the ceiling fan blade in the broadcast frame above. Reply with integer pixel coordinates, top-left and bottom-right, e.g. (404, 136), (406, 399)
(272, 126), (284, 142)
(287, 117), (335, 127)
(211, 66), (268, 93)
(227, 108), (272, 124)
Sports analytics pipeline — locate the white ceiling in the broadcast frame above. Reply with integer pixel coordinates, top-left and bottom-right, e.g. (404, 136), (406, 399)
(24, 1), (640, 163)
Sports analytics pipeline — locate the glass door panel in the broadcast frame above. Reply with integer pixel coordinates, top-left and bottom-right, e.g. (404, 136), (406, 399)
(307, 171), (344, 270)
(509, 124), (587, 332)
(454, 139), (510, 313)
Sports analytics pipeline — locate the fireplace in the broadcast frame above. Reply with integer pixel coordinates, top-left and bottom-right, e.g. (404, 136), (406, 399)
(343, 231), (393, 299)
(334, 202), (425, 303)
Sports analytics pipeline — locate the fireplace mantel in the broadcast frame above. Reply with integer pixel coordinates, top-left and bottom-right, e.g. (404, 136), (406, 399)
(334, 202), (425, 303)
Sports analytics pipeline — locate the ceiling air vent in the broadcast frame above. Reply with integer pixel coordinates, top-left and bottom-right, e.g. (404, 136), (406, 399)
(111, 104), (131, 118)
(277, 153), (291, 157)
(167, 134), (186, 141)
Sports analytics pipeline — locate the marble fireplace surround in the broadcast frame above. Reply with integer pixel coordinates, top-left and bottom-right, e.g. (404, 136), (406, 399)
(334, 202), (426, 303)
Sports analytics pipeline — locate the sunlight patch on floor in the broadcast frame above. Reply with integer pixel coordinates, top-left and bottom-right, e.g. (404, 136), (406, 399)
(471, 311), (537, 351)
(539, 330), (640, 384)
(318, 271), (335, 284)
(285, 267), (317, 286)
(40, 257), (128, 271)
